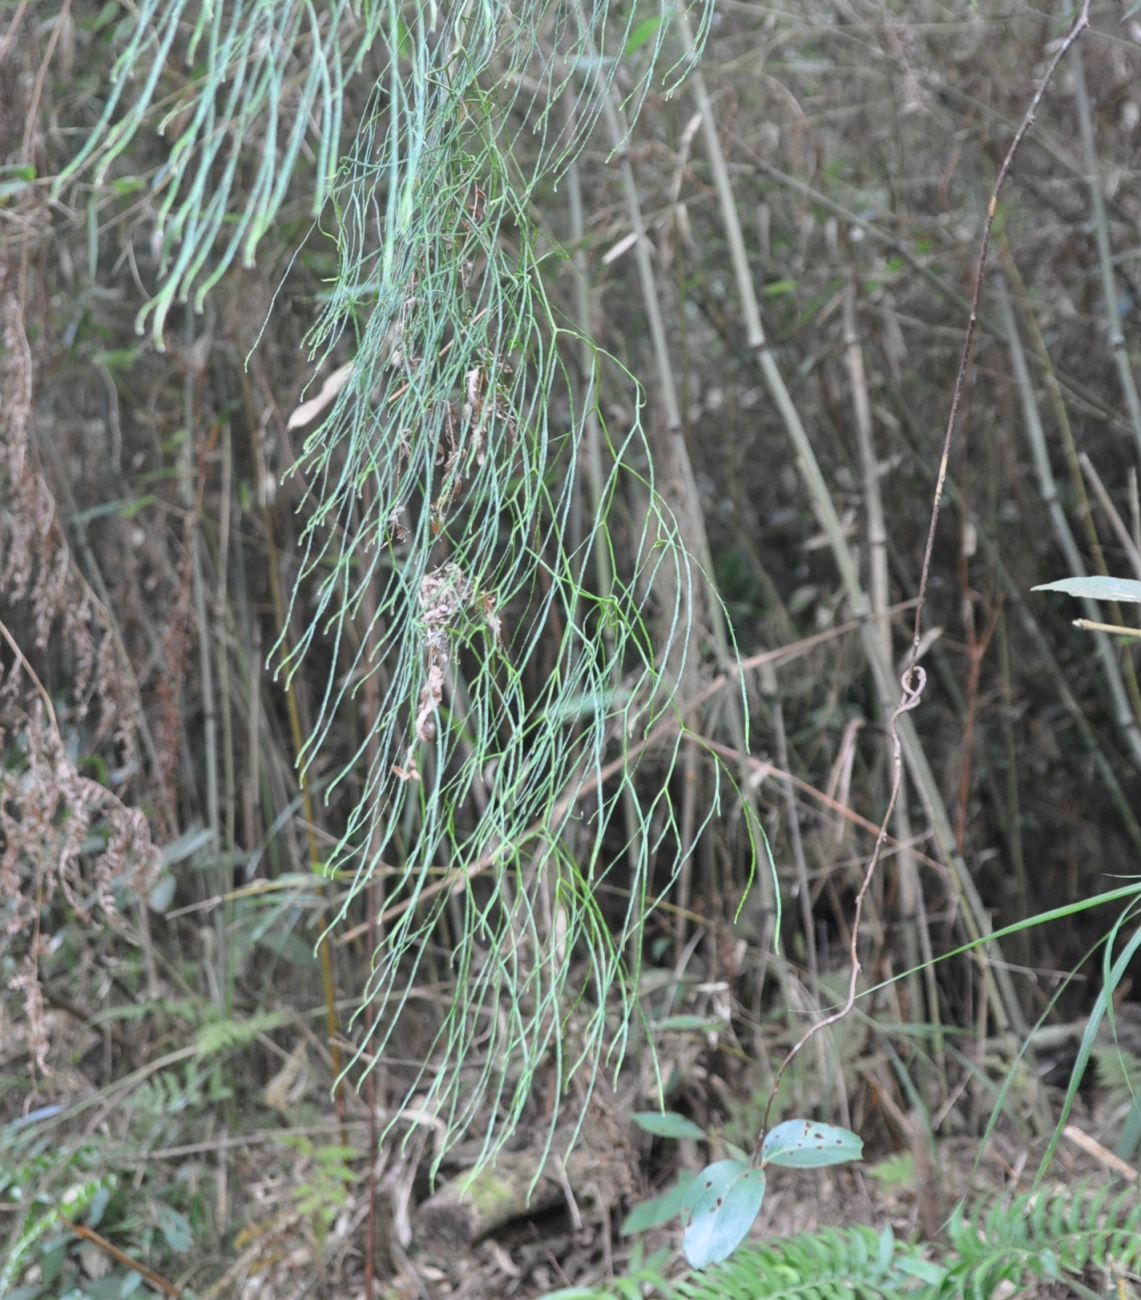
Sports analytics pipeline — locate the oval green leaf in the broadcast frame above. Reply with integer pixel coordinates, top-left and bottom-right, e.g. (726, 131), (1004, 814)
(761, 1119), (863, 1169)
(632, 1111), (706, 1140)
(682, 1159), (767, 1268)
(625, 15), (666, 57)
(621, 1171), (696, 1236)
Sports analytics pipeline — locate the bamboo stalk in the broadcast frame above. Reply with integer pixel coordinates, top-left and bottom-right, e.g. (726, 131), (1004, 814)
(995, 278), (1141, 766)
(674, 6), (1024, 1038)
(843, 278), (933, 1041)
(1069, 45), (1141, 466)
(243, 391), (347, 1139)
(181, 313), (226, 1016)
(590, 31), (760, 968)
(1080, 453), (1141, 581)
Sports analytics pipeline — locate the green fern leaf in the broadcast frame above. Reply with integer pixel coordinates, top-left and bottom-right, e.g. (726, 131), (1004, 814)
(194, 1009), (288, 1060)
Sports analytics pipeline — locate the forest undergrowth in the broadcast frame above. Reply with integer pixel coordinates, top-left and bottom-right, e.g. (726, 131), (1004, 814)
(2, 3), (1141, 1297)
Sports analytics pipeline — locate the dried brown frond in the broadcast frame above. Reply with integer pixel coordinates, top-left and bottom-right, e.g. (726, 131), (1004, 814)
(0, 264), (158, 1083)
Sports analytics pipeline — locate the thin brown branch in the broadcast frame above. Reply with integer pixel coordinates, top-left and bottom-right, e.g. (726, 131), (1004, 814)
(756, 0), (1092, 1152)
(60, 1216), (182, 1297)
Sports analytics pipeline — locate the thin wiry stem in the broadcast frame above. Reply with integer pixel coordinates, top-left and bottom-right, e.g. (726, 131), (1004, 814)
(267, 4), (717, 1162)
(671, 8), (1006, 1012)
(757, 0), (1092, 1147)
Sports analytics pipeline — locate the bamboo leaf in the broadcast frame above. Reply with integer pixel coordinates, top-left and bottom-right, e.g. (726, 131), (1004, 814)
(1033, 576), (1141, 604)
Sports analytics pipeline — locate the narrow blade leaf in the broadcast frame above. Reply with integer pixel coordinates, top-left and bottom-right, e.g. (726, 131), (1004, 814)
(1033, 576), (1141, 604)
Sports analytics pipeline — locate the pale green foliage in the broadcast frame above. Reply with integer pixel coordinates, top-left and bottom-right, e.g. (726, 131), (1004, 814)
(632, 1114), (863, 1269)
(66, 1), (725, 1168)
(944, 1184), (1141, 1296)
(58, 1), (706, 347)
(557, 1185), (1141, 1297)
(194, 1008), (290, 1059)
(676, 1226), (935, 1298)
(281, 1136), (358, 1244)
(0, 1162), (116, 1295)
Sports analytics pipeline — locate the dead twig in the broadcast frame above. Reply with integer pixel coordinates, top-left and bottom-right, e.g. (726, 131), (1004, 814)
(59, 1215), (182, 1298)
(755, 0), (1093, 1152)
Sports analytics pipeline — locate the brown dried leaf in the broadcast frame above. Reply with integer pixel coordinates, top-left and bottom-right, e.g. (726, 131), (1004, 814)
(286, 360), (354, 431)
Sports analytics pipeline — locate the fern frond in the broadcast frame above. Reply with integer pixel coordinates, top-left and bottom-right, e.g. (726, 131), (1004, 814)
(133, 1069), (199, 1117)
(194, 1009), (289, 1059)
(942, 1182), (1141, 1297)
(674, 1225), (941, 1299)
(611, 1185), (1141, 1300)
